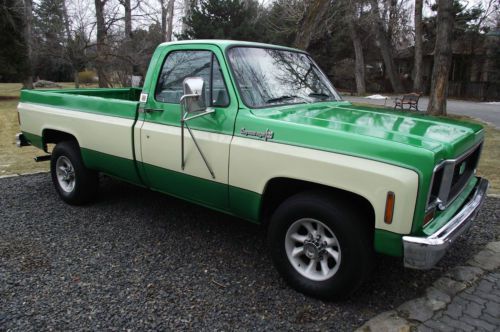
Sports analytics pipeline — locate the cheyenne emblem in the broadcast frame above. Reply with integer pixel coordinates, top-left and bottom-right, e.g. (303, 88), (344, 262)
(240, 128), (274, 141)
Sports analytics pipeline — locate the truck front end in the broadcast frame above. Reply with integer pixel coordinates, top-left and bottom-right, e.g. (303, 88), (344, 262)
(403, 140), (489, 269)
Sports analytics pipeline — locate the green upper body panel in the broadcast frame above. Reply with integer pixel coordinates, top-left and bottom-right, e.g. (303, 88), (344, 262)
(242, 101), (483, 162)
(20, 88), (141, 119)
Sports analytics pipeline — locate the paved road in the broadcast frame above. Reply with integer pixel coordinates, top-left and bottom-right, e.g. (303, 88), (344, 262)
(418, 269), (500, 331)
(344, 96), (500, 129)
(1, 173), (499, 331)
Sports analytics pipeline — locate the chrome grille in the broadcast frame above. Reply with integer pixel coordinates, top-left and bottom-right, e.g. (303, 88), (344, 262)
(427, 142), (483, 210)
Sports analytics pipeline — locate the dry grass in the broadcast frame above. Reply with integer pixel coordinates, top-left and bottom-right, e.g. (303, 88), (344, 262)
(0, 99), (49, 176)
(448, 116), (500, 195)
(477, 127), (500, 195)
(0, 83), (23, 98)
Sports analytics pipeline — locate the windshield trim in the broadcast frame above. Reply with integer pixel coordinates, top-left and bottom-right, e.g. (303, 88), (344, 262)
(225, 44), (342, 110)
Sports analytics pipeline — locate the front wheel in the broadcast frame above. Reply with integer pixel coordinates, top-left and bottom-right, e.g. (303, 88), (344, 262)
(267, 191), (373, 300)
(50, 140), (98, 205)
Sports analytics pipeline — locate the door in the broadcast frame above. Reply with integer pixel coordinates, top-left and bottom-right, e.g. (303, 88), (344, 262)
(138, 45), (238, 210)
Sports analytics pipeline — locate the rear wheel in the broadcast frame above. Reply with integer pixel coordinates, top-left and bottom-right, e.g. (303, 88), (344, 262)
(50, 140), (98, 205)
(267, 191), (373, 300)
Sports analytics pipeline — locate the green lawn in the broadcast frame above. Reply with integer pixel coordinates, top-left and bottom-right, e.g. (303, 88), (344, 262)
(1, 84), (498, 195)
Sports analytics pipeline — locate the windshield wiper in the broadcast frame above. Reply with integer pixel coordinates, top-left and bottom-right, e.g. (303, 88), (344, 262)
(308, 92), (333, 100)
(266, 95), (310, 104)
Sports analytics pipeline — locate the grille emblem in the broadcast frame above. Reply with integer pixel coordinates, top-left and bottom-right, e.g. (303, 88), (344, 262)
(459, 161), (466, 175)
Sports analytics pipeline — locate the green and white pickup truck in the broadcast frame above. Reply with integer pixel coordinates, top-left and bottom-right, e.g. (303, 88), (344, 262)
(17, 40), (489, 299)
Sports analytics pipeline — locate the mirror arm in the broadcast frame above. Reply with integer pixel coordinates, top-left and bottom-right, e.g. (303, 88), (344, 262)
(180, 93), (200, 103)
(180, 98), (216, 179)
(183, 108), (215, 122)
(182, 121), (216, 179)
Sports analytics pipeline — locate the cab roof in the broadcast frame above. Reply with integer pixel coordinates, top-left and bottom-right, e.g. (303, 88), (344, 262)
(157, 39), (306, 54)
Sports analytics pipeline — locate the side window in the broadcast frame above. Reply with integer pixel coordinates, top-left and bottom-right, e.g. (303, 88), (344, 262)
(155, 50), (229, 107)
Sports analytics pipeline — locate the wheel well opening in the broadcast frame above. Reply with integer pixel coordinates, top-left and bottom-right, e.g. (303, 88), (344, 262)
(42, 129), (78, 151)
(261, 178), (375, 230)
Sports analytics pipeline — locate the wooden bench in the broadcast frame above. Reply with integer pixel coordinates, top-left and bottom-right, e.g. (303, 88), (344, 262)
(394, 93), (421, 111)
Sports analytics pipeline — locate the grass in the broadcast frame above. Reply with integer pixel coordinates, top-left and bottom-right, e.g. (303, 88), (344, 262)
(0, 99), (49, 175)
(1, 85), (498, 194)
(450, 116), (500, 196)
(0, 83), (23, 98)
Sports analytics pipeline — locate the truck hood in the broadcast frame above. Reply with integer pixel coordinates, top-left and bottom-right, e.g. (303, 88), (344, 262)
(249, 102), (484, 159)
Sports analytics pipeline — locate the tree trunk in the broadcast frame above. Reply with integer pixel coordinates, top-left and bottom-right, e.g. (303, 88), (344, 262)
(22, 0), (34, 89)
(62, 0), (72, 43)
(370, 0), (403, 93)
(413, 0), (423, 92)
(123, 0), (132, 39)
(122, 0), (134, 79)
(165, 0), (175, 42)
(426, 0), (454, 116)
(348, 20), (366, 95)
(294, 0), (331, 50)
(387, 0), (397, 44)
(62, 0), (79, 88)
(160, 0), (167, 41)
(182, 0), (191, 35)
(74, 69), (80, 88)
(94, 0), (109, 87)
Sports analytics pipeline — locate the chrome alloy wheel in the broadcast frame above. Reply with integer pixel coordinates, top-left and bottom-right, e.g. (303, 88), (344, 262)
(285, 218), (341, 281)
(55, 156), (76, 193)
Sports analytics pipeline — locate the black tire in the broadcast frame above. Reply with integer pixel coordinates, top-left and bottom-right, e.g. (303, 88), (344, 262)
(50, 140), (98, 205)
(267, 191), (374, 300)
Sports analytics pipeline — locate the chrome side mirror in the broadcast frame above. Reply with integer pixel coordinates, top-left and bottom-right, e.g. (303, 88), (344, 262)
(179, 76), (216, 179)
(181, 77), (206, 114)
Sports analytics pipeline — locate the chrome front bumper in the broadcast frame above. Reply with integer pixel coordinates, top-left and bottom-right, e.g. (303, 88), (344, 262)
(403, 178), (489, 269)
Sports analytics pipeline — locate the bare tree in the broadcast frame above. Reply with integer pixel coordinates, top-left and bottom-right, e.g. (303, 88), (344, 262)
(159, 0), (175, 42)
(62, 0), (81, 88)
(160, 0), (167, 40)
(22, 0), (33, 89)
(369, 0), (404, 93)
(182, 0), (196, 35)
(166, 0), (174, 41)
(346, 1), (366, 95)
(294, 0), (331, 50)
(413, 0), (423, 92)
(122, 0), (132, 39)
(427, 0), (454, 115)
(95, 0), (110, 87)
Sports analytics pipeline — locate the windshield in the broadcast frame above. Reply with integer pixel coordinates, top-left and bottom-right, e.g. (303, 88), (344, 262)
(227, 47), (341, 108)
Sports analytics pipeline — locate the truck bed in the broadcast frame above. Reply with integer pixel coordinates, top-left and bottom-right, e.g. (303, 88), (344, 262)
(19, 88), (142, 119)
(18, 87), (144, 184)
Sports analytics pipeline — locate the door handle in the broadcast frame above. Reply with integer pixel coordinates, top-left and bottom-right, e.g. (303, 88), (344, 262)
(144, 108), (164, 114)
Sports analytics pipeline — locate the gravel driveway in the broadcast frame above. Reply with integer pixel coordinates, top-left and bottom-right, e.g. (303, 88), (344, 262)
(1, 173), (499, 331)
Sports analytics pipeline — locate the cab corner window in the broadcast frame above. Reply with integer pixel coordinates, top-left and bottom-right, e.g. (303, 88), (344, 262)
(155, 50), (229, 108)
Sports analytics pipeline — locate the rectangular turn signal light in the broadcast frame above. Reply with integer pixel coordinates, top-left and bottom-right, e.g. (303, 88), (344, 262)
(384, 191), (395, 224)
